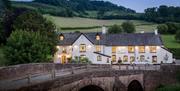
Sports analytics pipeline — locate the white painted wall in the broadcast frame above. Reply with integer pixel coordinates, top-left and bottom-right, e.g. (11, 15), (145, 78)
(54, 34), (173, 64)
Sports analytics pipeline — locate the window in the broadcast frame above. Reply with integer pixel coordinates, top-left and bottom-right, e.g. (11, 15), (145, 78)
(128, 46), (135, 53)
(150, 46), (157, 53)
(152, 56), (157, 63)
(123, 55), (128, 62)
(59, 34), (64, 40)
(112, 47), (116, 53)
(140, 55), (145, 62)
(112, 55), (116, 62)
(130, 56), (135, 63)
(80, 44), (86, 52)
(96, 34), (100, 40)
(139, 46), (145, 53)
(96, 45), (101, 52)
(97, 55), (102, 61)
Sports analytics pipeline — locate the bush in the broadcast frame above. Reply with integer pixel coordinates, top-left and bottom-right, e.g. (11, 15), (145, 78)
(156, 84), (180, 91)
(122, 21), (136, 33)
(175, 30), (180, 42)
(108, 24), (122, 34)
(70, 56), (92, 64)
(4, 30), (52, 65)
(157, 24), (168, 34)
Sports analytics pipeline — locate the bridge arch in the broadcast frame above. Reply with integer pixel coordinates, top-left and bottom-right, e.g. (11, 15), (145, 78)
(128, 80), (144, 91)
(79, 85), (104, 91)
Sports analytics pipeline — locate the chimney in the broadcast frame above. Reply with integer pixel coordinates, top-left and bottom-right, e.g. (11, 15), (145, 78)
(102, 25), (107, 34)
(154, 29), (158, 35)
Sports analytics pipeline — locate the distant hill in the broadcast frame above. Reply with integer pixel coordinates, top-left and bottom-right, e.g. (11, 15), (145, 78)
(11, 0), (138, 19)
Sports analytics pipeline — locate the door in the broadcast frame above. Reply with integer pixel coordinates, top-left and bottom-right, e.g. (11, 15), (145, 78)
(61, 55), (66, 64)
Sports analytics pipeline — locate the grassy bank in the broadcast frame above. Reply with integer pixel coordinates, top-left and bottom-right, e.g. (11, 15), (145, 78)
(0, 46), (7, 66)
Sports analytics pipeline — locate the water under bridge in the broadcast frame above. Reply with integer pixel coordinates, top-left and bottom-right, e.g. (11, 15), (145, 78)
(0, 64), (179, 91)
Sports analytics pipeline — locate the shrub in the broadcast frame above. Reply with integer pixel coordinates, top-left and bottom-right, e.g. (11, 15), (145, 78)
(108, 24), (122, 34)
(157, 24), (168, 34)
(4, 30), (52, 65)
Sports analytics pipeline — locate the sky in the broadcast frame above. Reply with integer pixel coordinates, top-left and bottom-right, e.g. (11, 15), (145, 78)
(104, 0), (180, 12)
(12, 0), (180, 13)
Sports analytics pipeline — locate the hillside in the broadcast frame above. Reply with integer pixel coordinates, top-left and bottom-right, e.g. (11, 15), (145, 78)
(44, 15), (157, 33)
(11, 0), (137, 19)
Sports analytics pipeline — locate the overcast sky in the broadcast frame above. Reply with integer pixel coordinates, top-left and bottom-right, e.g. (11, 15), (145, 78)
(12, 0), (180, 12)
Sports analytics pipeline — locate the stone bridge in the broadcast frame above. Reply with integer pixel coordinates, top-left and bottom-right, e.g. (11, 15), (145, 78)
(0, 64), (180, 91)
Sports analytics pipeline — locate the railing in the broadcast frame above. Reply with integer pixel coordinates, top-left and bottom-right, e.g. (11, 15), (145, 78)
(0, 64), (163, 90)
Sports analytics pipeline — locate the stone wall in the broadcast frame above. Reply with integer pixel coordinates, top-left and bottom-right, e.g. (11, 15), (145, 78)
(0, 63), (110, 80)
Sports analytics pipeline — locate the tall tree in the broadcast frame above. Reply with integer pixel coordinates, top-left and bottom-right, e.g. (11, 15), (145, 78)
(122, 21), (136, 33)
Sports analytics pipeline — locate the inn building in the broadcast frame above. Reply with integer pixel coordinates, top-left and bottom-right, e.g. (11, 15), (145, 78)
(54, 27), (173, 64)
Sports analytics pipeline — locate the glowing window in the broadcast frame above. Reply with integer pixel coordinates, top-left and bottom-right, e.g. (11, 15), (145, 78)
(96, 34), (100, 40)
(59, 34), (64, 40)
(123, 55), (128, 62)
(80, 44), (86, 52)
(152, 56), (157, 63)
(96, 45), (101, 52)
(112, 55), (116, 62)
(128, 46), (135, 53)
(139, 46), (145, 53)
(112, 47), (116, 53)
(150, 46), (157, 53)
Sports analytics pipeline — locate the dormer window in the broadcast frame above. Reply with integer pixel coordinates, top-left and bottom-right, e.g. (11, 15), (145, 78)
(96, 33), (100, 40)
(59, 34), (64, 40)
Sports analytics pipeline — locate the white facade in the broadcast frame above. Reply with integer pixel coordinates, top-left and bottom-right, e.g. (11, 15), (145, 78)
(54, 33), (173, 64)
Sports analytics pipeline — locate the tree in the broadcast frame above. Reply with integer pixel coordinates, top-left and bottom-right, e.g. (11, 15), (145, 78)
(175, 30), (180, 43)
(13, 11), (57, 54)
(121, 21), (136, 33)
(4, 30), (53, 65)
(157, 24), (168, 34)
(108, 24), (122, 34)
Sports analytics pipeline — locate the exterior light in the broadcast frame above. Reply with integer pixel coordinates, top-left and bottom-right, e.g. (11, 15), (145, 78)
(69, 46), (72, 48)
(88, 45), (92, 48)
(145, 46), (149, 49)
(59, 33), (64, 40)
(58, 55), (61, 58)
(157, 46), (160, 49)
(74, 45), (78, 49)
(56, 46), (60, 49)
(135, 46), (138, 50)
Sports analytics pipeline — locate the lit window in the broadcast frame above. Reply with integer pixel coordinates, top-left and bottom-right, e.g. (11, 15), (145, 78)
(152, 56), (157, 63)
(123, 55), (128, 62)
(112, 55), (116, 62)
(96, 45), (101, 52)
(59, 34), (64, 40)
(80, 44), (86, 52)
(96, 33), (100, 40)
(139, 46), (145, 53)
(130, 56), (135, 63)
(140, 55), (145, 62)
(150, 46), (157, 53)
(97, 55), (102, 61)
(112, 47), (116, 53)
(128, 46), (135, 53)
(62, 47), (66, 53)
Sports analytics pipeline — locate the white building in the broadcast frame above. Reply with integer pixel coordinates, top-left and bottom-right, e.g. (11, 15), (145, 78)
(54, 28), (173, 64)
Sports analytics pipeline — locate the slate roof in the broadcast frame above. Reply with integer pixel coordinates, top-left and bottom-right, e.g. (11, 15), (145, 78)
(58, 32), (163, 46)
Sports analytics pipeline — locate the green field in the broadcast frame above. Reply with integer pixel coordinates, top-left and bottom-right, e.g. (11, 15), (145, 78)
(161, 35), (180, 49)
(0, 46), (6, 66)
(44, 15), (157, 33)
